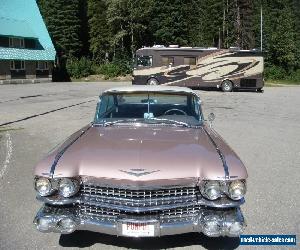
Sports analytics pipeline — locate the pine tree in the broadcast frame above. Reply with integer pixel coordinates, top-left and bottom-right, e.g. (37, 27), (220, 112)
(263, 0), (297, 69)
(150, 0), (191, 46)
(239, 0), (255, 49)
(292, 0), (300, 68)
(87, 0), (111, 62)
(38, 0), (82, 57)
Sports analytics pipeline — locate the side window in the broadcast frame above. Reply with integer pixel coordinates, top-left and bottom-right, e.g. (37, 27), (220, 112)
(161, 57), (174, 66)
(192, 96), (201, 120)
(106, 95), (115, 110)
(99, 95), (108, 116)
(184, 57), (196, 65)
(137, 56), (152, 67)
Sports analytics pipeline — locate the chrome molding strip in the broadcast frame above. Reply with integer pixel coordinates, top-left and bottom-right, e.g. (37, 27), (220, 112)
(49, 124), (92, 177)
(80, 177), (199, 190)
(202, 127), (230, 179)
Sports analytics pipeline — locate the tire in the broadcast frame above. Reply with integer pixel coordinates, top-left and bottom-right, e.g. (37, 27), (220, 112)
(147, 78), (159, 85)
(257, 88), (264, 93)
(221, 80), (233, 92)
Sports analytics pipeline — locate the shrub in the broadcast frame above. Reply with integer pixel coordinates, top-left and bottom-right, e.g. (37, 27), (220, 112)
(66, 57), (93, 79)
(264, 65), (287, 80)
(94, 60), (132, 79)
(288, 69), (300, 82)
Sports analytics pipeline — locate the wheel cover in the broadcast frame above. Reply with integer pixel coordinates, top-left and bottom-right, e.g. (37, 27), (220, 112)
(223, 81), (232, 91)
(149, 79), (157, 85)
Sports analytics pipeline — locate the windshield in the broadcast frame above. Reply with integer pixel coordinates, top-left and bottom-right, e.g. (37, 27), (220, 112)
(136, 55), (152, 67)
(94, 92), (202, 127)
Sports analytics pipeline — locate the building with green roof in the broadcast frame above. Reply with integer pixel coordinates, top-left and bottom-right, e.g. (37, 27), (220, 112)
(0, 0), (56, 83)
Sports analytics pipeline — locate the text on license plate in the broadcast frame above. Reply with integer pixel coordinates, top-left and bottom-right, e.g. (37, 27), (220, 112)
(122, 222), (155, 237)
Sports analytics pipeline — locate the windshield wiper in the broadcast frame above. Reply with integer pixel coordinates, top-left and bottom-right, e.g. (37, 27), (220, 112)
(101, 118), (142, 127)
(146, 117), (191, 127)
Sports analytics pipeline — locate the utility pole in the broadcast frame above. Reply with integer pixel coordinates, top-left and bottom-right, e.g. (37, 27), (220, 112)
(260, 5), (263, 51)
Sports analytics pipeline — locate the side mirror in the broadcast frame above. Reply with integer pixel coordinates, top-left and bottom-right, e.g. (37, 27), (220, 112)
(207, 113), (215, 127)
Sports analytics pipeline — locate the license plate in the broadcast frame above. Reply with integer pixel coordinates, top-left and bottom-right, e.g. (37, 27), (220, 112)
(121, 222), (155, 237)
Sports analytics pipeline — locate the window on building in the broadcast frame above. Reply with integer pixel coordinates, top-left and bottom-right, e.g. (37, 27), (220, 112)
(161, 57), (174, 66)
(9, 37), (25, 48)
(0, 37), (9, 47)
(36, 61), (48, 70)
(184, 57), (196, 65)
(10, 60), (25, 70)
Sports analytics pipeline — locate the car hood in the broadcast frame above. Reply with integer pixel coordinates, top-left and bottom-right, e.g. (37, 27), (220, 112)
(35, 125), (247, 185)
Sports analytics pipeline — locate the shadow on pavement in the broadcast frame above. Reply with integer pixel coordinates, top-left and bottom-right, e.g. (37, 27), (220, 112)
(59, 231), (240, 249)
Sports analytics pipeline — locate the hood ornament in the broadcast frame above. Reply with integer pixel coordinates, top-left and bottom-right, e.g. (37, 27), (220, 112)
(119, 168), (160, 177)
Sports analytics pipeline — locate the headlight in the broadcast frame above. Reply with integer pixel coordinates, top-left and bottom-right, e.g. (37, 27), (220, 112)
(35, 177), (53, 196)
(228, 180), (246, 200)
(200, 181), (221, 200)
(58, 178), (80, 197)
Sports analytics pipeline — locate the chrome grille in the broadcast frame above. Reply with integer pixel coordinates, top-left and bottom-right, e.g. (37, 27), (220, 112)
(79, 204), (201, 223)
(80, 185), (199, 209)
(81, 185), (198, 199)
(79, 185), (201, 222)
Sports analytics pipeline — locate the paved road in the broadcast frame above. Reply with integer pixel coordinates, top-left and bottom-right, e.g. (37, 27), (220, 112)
(0, 82), (299, 250)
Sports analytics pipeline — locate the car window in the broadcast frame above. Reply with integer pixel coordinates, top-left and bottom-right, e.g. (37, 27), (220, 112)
(136, 56), (152, 67)
(184, 57), (196, 65)
(95, 92), (202, 126)
(99, 95), (108, 115)
(161, 57), (174, 66)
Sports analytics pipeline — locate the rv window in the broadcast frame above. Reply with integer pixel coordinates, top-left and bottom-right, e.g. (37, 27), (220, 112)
(161, 57), (174, 66)
(184, 57), (196, 65)
(137, 56), (152, 67)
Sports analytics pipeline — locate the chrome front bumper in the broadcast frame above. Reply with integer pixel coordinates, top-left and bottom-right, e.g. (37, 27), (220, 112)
(34, 205), (246, 237)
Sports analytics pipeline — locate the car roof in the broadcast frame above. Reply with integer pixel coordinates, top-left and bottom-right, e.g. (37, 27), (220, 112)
(102, 85), (197, 95)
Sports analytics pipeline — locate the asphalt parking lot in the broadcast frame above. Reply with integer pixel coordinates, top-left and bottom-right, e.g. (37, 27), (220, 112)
(0, 82), (299, 250)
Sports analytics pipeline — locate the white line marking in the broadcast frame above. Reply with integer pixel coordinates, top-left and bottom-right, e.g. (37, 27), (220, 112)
(0, 132), (13, 178)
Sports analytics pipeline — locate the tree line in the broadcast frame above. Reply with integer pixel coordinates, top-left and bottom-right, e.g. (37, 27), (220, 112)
(38, 0), (300, 81)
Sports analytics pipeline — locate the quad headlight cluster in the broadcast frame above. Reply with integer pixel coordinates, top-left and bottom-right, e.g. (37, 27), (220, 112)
(200, 180), (246, 200)
(34, 177), (80, 197)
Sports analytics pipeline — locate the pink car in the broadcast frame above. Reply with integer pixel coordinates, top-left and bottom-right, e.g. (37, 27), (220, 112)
(33, 86), (247, 238)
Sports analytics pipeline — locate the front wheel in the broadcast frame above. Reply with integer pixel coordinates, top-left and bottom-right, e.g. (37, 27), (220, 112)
(221, 80), (233, 92)
(147, 78), (159, 85)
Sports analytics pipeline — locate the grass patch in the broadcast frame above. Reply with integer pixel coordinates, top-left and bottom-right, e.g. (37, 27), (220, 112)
(265, 80), (300, 86)
(71, 74), (132, 82)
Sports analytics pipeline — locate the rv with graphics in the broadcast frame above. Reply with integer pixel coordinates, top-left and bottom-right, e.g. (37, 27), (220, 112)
(132, 45), (264, 92)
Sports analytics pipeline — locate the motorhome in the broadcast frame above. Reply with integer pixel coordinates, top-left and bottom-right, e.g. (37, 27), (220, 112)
(132, 45), (264, 92)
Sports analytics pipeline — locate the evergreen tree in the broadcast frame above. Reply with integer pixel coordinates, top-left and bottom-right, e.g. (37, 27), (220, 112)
(38, 0), (82, 57)
(263, 0), (297, 69)
(150, 0), (191, 45)
(37, 0), (299, 79)
(87, 0), (111, 62)
(292, 0), (300, 68)
(239, 0), (255, 49)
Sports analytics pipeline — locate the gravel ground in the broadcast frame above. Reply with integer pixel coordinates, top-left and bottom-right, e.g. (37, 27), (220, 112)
(0, 82), (299, 250)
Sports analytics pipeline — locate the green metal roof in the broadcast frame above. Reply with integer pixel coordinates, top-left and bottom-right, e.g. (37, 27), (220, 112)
(0, 17), (37, 39)
(0, 0), (56, 61)
(0, 47), (55, 61)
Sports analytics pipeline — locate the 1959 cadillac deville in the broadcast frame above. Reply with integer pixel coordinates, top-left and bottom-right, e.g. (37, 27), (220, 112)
(33, 85), (247, 238)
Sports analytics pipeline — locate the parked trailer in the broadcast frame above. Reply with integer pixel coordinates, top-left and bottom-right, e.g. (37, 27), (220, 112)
(132, 46), (264, 92)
